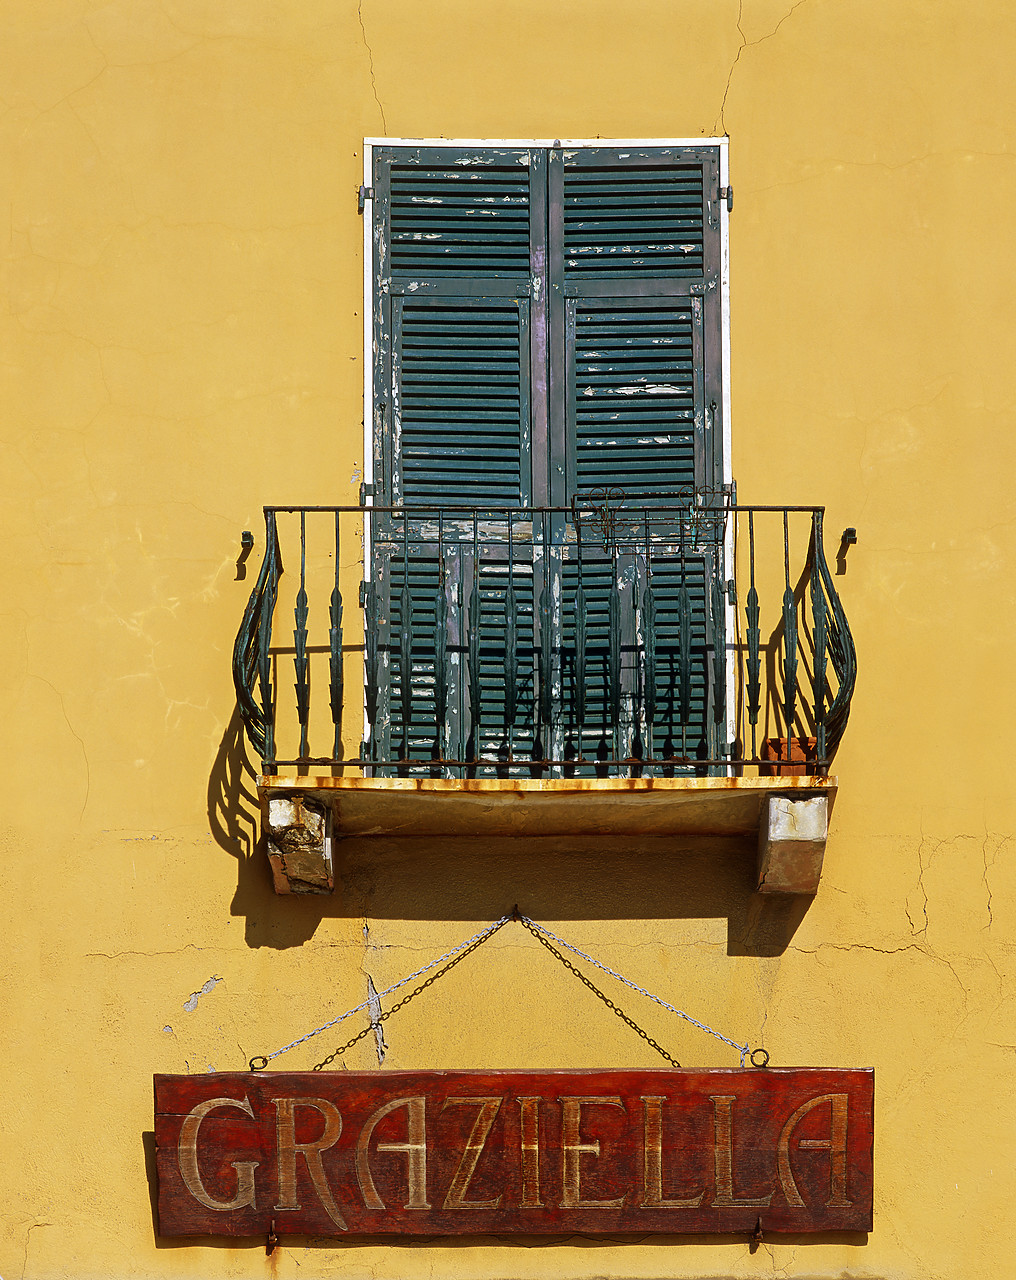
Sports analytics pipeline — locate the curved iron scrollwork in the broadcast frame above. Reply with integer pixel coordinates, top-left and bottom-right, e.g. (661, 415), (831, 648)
(232, 511), (282, 765)
(810, 510), (857, 758)
(571, 486), (627, 551)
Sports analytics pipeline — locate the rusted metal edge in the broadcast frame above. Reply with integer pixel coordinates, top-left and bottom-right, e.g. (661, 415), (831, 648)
(259, 774), (837, 796)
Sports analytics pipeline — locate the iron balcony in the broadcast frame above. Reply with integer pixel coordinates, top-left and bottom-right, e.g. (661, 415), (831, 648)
(233, 495), (855, 780)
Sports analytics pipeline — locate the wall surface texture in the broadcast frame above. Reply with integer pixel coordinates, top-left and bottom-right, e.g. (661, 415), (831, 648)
(2, 2), (1014, 1277)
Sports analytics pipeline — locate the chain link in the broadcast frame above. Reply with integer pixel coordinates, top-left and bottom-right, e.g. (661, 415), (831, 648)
(312, 915), (510, 1070)
(516, 917), (681, 1069)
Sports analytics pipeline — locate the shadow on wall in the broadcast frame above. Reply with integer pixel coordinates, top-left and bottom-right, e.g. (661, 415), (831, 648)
(208, 704), (813, 957)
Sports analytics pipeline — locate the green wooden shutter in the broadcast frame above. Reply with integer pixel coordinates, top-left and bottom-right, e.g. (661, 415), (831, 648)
(549, 146), (727, 771)
(568, 297), (700, 499)
(393, 296), (530, 506)
(550, 145), (722, 503)
(373, 146), (546, 509)
(374, 534), (540, 776)
(382, 547), (445, 769)
(371, 147), (546, 772)
(370, 143), (727, 776)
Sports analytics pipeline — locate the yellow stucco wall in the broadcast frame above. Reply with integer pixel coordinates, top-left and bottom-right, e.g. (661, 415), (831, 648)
(3, 2), (1014, 1276)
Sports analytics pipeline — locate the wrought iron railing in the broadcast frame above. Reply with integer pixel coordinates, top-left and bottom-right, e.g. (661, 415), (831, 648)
(233, 496), (855, 778)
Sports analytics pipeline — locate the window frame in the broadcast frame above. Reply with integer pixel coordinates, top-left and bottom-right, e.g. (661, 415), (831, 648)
(361, 137), (736, 770)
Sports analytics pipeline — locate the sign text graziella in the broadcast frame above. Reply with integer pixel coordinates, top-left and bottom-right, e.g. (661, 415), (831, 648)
(155, 1069), (874, 1236)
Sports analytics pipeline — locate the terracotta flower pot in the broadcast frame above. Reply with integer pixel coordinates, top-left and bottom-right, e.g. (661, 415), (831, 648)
(760, 736), (818, 777)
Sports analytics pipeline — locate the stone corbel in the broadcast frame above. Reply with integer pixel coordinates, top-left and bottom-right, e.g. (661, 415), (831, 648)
(756, 793), (829, 895)
(264, 794), (333, 894)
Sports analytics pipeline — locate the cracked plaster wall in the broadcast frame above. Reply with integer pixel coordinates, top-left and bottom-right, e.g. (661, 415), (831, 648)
(1, 1), (1015, 1278)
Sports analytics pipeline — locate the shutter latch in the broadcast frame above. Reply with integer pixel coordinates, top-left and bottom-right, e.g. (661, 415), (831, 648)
(719, 185), (733, 212)
(358, 185), (374, 213)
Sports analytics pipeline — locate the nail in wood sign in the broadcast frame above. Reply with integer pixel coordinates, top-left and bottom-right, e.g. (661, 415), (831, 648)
(155, 1069), (873, 1237)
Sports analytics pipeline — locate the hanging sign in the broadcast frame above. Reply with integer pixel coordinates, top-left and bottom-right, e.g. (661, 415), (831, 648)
(155, 1068), (873, 1237)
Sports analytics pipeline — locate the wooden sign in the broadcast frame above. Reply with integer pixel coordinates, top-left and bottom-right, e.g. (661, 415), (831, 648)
(155, 1069), (873, 1237)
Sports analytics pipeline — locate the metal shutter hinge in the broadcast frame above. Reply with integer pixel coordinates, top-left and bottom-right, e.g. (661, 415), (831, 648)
(726, 579), (737, 605)
(358, 185), (374, 213)
(720, 185), (733, 212)
(359, 482), (374, 506)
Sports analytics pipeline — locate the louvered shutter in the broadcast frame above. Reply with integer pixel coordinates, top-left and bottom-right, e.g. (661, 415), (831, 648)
(371, 147), (546, 771)
(549, 146), (726, 770)
(373, 146), (546, 509)
(375, 535), (539, 776)
(557, 544), (723, 774)
(369, 142), (727, 776)
(549, 145), (722, 503)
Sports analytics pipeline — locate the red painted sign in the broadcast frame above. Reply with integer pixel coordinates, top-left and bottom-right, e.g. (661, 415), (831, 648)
(155, 1069), (873, 1237)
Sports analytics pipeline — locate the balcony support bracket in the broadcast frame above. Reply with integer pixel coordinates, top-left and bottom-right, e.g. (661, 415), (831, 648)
(264, 794), (333, 895)
(756, 794), (829, 895)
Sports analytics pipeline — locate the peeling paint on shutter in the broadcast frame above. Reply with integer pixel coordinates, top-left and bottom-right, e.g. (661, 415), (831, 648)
(370, 143), (727, 775)
(640, 552), (716, 769)
(552, 146), (721, 501)
(570, 299), (699, 501)
(384, 550), (444, 771)
(562, 158), (706, 279)
(389, 162), (532, 279)
(552, 146), (725, 768)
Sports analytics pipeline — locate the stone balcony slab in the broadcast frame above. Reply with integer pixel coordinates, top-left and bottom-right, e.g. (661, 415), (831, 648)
(258, 775), (837, 898)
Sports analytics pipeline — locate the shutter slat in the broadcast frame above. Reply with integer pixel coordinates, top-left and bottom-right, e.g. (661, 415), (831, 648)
(397, 299), (526, 507)
(563, 161), (707, 278)
(572, 301), (698, 505)
(390, 160), (531, 278)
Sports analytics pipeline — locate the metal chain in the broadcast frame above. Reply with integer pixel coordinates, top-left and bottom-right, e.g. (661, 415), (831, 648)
(251, 910), (765, 1073)
(311, 914), (511, 1071)
(249, 915), (511, 1071)
(523, 916), (760, 1066)
(516, 916), (681, 1069)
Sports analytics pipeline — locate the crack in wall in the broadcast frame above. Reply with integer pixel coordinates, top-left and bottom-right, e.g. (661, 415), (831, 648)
(905, 827), (936, 936)
(357, 0), (387, 134)
(792, 939), (968, 1010)
(715, 0), (746, 134)
(715, 0), (811, 134)
(21, 1220), (51, 1280)
(983, 837), (994, 929)
(757, 984), (770, 1054)
(981, 833), (1009, 930)
(29, 673), (90, 820)
(86, 943), (220, 959)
